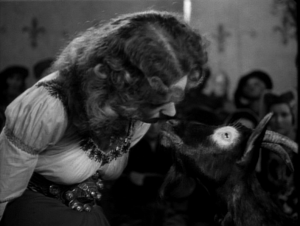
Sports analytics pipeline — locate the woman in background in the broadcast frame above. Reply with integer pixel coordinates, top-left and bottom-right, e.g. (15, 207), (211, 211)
(0, 65), (29, 130)
(234, 70), (273, 116)
(0, 11), (207, 226)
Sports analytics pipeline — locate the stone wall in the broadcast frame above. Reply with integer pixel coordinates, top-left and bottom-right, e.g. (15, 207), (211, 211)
(0, 0), (297, 96)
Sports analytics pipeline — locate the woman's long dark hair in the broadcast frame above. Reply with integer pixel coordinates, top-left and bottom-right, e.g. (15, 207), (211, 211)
(52, 10), (208, 145)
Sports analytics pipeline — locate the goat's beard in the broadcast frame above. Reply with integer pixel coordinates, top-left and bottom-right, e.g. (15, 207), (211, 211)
(160, 130), (183, 149)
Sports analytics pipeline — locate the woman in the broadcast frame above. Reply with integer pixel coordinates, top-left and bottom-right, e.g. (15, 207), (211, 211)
(0, 65), (28, 107)
(0, 11), (207, 225)
(267, 92), (297, 140)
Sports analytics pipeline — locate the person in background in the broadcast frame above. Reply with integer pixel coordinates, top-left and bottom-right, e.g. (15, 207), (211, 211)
(263, 91), (297, 141)
(0, 65), (29, 130)
(200, 70), (235, 121)
(0, 10), (207, 226)
(0, 66), (28, 107)
(33, 58), (54, 81)
(234, 70), (273, 116)
(258, 90), (298, 220)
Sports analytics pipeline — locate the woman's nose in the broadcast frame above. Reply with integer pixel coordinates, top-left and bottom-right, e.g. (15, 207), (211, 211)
(160, 102), (176, 117)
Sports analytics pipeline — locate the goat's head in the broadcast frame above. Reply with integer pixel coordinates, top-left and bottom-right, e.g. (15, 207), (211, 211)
(160, 113), (297, 195)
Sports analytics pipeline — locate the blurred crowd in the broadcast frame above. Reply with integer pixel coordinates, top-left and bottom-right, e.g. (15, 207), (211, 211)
(0, 63), (298, 225)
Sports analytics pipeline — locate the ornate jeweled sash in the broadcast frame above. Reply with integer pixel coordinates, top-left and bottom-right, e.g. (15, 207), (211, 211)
(28, 172), (104, 212)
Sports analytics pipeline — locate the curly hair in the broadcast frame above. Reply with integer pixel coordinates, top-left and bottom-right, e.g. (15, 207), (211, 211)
(52, 10), (208, 144)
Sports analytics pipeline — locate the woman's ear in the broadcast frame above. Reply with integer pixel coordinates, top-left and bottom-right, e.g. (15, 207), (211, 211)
(93, 64), (107, 79)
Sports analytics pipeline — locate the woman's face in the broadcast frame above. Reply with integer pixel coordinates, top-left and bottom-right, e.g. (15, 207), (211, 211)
(243, 77), (266, 100)
(269, 103), (293, 136)
(140, 75), (188, 123)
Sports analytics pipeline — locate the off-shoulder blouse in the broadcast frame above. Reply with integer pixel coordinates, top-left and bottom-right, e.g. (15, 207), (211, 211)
(0, 72), (150, 206)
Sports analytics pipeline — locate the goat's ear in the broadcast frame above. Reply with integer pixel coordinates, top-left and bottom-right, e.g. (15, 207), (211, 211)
(237, 113), (273, 171)
(160, 165), (195, 199)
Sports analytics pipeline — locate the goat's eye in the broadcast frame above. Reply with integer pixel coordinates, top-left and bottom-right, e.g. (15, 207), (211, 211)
(222, 132), (231, 140)
(211, 126), (239, 148)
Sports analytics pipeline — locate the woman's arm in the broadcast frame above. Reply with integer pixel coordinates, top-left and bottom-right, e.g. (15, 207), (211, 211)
(0, 84), (68, 219)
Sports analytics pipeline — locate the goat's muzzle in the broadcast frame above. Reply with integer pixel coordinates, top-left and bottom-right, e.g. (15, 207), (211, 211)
(160, 120), (183, 149)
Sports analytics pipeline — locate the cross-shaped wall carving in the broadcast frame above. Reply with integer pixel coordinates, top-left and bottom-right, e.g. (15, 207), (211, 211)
(213, 23), (231, 53)
(23, 17), (45, 48)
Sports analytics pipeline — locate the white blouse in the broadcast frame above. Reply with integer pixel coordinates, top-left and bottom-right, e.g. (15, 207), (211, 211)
(0, 72), (150, 212)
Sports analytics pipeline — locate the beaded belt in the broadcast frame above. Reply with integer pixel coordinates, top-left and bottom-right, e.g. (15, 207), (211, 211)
(27, 173), (104, 212)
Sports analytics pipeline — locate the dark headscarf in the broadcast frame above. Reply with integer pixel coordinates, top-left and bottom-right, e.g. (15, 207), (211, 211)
(264, 91), (295, 106)
(234, 70), (273, 109)
(0, 65), (29, 90)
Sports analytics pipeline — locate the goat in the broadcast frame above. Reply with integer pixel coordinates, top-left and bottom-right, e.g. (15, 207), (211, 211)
(160, 113), (298, 226)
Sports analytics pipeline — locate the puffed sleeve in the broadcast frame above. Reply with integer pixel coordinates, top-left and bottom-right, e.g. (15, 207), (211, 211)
(0, 84), (68, 216)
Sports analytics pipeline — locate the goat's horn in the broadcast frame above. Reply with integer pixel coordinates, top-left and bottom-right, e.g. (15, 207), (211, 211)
(263, 130), (298, 154)
(261, 142), (294, 172)
(237, 113), (273, 167)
